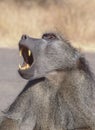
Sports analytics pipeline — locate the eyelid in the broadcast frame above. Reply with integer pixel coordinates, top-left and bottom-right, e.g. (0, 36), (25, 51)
(42, 33), (57, 40)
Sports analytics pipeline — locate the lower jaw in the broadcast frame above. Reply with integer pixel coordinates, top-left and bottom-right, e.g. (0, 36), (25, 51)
(18, 69), (31, 79)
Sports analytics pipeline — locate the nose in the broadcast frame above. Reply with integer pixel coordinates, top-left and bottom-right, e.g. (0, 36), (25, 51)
(21, 34), (28, 40)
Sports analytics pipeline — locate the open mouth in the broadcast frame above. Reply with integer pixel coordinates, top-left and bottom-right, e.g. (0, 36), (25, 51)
(19, 45), (34, 71)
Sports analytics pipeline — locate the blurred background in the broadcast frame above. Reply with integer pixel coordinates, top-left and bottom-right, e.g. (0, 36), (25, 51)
(0, 0), (95, 51)
(0, 0), (95, 112)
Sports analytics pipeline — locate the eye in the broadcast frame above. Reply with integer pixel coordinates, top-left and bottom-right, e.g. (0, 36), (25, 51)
(42, 33), (58, 40)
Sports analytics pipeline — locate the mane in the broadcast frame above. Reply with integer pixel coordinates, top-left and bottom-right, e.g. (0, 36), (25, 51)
(61, 35), (95, 80)
(42, 32), (95, 81)
(60, 36), (94, 80)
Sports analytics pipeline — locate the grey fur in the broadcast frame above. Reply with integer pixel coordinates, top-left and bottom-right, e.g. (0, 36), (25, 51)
(0, 33), (95, 130)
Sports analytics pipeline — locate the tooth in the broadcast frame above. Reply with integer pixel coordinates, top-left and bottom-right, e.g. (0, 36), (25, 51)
(27, 64), (30, 69)
(19, 50), (22, 56)
(28, 50), (31, 56)
(19, 64), (30, 70)
(19, 64), (22, 69)
(21, 66), (26, 70)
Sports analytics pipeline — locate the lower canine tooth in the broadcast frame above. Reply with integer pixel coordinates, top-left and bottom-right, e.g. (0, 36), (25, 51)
(19, 64), (22, 69)
(21, 66), (26, 70)
(19, 64), (30, 70)
(26, 64), (30, 69)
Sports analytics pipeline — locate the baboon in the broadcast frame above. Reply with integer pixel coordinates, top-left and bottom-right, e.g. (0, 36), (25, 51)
(0, 32), (95, 130)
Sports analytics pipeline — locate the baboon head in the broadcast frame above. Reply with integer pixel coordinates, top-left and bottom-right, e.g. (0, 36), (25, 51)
(18, 33), (80, 80)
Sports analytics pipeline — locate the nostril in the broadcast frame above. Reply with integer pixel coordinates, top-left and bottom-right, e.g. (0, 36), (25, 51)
(21, 35), (28, 40)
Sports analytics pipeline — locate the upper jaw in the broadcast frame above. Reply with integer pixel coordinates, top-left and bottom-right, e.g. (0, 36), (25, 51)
(18, 43), (34, 72)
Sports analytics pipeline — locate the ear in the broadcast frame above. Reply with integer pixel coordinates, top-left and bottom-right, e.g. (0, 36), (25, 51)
(76, 54), (92, 77)
(74, 49), (81, 60)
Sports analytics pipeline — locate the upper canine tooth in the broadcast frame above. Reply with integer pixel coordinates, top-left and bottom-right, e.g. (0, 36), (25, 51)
(19, 50), (22, 56)
(28, 50), (31, 56)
